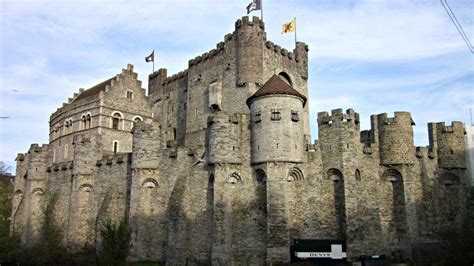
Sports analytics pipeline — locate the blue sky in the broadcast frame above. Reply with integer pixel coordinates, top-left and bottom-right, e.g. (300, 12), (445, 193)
(0, 0), (473, 172)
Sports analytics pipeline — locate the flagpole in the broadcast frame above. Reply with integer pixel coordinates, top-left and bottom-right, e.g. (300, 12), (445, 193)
(294, 17), (297, 47)
(261, 0), (263, 21)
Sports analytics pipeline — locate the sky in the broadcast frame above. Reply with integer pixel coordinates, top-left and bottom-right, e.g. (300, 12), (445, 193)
(0, 0), (473, 172)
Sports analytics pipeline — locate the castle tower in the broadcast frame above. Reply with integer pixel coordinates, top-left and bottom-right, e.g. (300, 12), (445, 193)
(207, 112), (242, 164)
(247, 75), (306, 263)
(428, 121), (466, 169)
(128, 121), (163, 260)
(317, 108), (360, 240)
(67, 134), (103, 251)
(376, 112), (416, 165)
(235, 16), (266, 86)
(247, 75), (306, 164)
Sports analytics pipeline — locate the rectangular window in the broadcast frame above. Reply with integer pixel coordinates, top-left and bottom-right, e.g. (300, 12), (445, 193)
(271, 109), (281, 121)
(126, 91), (133, 99)
(254, 111), (262, 123)
(291, 110), (299, 122)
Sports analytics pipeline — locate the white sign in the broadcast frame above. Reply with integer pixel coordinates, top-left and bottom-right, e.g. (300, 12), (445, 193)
(295, 244), (346, 259)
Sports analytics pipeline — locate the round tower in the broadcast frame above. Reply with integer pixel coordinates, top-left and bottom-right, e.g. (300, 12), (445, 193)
(247, 75), (306, 164)
(377, 112), (416, 165)
(429, 121), (466, 169)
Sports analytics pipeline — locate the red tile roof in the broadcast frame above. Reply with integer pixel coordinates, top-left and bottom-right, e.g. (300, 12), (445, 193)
(246, 75), (307, 107)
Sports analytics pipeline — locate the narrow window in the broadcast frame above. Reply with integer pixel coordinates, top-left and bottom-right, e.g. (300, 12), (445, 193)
(173, 128), (177, 140)
(81, 115), (86, 130)
(126, 90), (133, 99)
(254, 111), (262, 123)
(113, 141), (119, 154)
(271, 109), (281, 121)
(86, 114), (91, 128)
(291, 110), (299, 122)
(112, 113), (122, 130)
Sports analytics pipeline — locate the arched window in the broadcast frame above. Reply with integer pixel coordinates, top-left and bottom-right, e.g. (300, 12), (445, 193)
(255, 169), (267, 184)
(111, 112), (122, 130)
(381, 169), (407, 238)
(81, 115), (87, 130)
(113, 141), (119, 154)
(86, 114), (91, 129)
(327, 168), (346, 240)
(441, 173), (461, 221)
(278, 71), (292, 86)
(355, 169), (361, 181)
(131, 116), (143, 129)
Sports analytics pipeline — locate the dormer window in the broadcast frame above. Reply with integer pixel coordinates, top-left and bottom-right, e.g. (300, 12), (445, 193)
(271, 109), (281, 121)
(291, 110), (299, 122)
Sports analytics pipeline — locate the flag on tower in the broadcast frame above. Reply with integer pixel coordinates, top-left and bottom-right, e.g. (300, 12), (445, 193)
(246, 0), (261, 14)
(145, 50), (154, 62)
(282, 19), (296, 34)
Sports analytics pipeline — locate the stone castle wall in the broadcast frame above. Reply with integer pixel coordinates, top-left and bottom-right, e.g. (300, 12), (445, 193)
(11, 16), (470, 265)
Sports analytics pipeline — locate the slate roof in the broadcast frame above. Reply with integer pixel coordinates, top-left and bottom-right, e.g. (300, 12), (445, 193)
(246, 75), (307, 106)
(72, 77), (115, 102)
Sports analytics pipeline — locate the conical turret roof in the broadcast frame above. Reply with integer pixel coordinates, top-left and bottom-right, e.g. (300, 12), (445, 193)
(246, 75), (307, 107)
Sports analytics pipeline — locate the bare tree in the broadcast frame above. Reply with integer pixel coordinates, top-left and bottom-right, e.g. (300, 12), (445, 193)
(0, 161), (12, 175)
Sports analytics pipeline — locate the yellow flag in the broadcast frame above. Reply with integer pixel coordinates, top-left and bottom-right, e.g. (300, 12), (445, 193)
(282, 19), (295, 34)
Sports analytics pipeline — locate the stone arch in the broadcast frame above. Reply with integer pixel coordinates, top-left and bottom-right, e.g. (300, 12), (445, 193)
(142, 178), (158, 188)
(381, 168), (407, 239)
(327, 168), (346, 239)
(288, 167), (304, 181)
(255, 169), (267, 184)
(131, 115), (143, 129)
(79, 183), (93, 192)
(440, 173), (461, 221)
(278, 71), (292, 86)
(32, 187), (44, 195)
(440, 172), (460, 186)
(327, 168), (343, 181)
(382, 168), (403, 182)
(228, 172), (241, 184)
(14, 189), (24, 197)
(111, 111), (124, 130)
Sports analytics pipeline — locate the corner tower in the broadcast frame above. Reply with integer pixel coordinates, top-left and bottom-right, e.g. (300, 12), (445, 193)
(247, 75), (306, 164)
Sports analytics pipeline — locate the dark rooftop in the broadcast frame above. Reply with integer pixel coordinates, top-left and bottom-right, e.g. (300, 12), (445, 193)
(246, 75), (307, 107)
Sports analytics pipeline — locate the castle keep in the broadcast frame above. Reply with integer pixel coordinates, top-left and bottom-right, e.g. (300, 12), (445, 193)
(11, 16), (469, 264)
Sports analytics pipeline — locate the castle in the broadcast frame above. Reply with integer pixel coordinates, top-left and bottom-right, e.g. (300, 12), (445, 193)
(10, 16), (469, 264)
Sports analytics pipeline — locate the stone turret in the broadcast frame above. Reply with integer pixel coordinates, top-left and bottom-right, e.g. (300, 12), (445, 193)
(235, 16), (266, 86)
(207, 112), (242, 164)
(428, 121), (466, 169)
(376, 112), (415, 165)
(247, 75), (306, 164)
(317, 108), (361, 170)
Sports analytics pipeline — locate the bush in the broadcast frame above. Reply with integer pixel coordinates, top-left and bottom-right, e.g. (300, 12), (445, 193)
(100, 217), (132, 265)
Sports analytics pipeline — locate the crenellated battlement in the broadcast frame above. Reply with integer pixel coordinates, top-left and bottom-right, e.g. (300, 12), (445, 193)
(317, 108), (360, 126)
(377, 111), (415, 126)
(235, 16), (265, 31)
(428, 121), (466, 169)
(28, 143), (49, 154)
(432, 121), (465, 134)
